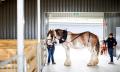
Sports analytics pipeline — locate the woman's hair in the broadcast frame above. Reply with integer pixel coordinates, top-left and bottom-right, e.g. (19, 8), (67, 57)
(47, 30), (54, 40)
(109, 33), (113, 36)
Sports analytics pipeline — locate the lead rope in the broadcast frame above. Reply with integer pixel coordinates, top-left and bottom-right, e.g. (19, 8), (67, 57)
(70, 34), (81, 42)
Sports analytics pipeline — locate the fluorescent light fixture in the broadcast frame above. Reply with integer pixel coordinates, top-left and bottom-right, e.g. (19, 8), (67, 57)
(49, 17), (103, 24)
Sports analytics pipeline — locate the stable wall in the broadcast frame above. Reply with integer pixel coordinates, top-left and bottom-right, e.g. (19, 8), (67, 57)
(0, 0), (120, 39)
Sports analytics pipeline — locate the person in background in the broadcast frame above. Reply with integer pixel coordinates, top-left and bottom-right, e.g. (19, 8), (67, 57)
(106, 33), (117, 64)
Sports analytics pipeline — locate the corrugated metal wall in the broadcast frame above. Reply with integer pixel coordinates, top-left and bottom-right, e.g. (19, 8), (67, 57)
(104, 13), (120, 36)
(0, 0), (120, 39)
(42, 0), (120, 12)
(0, 0), (37, 39)
(41, 0), (120, 37)
(0, 0), (17, 39)
(24, 0), (37, 39)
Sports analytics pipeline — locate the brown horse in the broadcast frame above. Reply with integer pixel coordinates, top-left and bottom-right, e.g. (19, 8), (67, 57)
(48, 29), (100, 66)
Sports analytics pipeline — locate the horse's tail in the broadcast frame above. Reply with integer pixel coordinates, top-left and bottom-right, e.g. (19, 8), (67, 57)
(96, 39), (100, 55)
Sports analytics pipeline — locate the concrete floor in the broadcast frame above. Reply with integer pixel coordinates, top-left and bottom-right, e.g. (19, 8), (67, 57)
(43, 45), (120, 72)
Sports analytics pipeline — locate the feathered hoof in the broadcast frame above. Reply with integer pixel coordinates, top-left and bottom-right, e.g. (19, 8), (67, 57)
(64, 60), (71, 66)
(87, 61), (98, 66)
(87, 57), (99, 66)
(87, 63), (96, 66)
(64, 63), (71, 66)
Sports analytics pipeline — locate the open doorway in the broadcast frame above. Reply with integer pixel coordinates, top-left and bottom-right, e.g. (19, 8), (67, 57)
(43, 12), (105, 72)
(48, 12), (104, 40)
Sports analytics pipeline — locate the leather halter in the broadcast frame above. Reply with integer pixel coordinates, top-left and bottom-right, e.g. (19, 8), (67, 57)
(59, 30), (68, 43)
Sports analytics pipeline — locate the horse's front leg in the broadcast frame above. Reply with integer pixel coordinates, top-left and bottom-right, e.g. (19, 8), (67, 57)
(62, 43), (71, 66)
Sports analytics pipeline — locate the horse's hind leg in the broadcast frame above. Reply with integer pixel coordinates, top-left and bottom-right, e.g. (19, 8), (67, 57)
(87, 46), (99, 66)
(62, 43), (71, 66)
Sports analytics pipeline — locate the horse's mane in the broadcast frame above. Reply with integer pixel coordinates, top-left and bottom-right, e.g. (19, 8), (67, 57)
(55, 29), (91, 35)
(55, 29), (65, 36)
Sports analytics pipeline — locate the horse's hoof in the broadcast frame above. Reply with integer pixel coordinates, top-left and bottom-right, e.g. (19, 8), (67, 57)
(87, 63), (97, 66)
(87, 57), (99, 66)
(64, 64), (71, 67)
(87, 64), (93, 66)
(64, 59), (71, 66)
(64, 61), (71, 66)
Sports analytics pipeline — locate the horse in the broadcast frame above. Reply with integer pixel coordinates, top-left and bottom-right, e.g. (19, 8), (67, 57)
(47, 29), (100, 66)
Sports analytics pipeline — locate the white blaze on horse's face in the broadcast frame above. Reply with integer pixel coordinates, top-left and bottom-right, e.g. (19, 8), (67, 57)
(47, 33), (52, 39)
